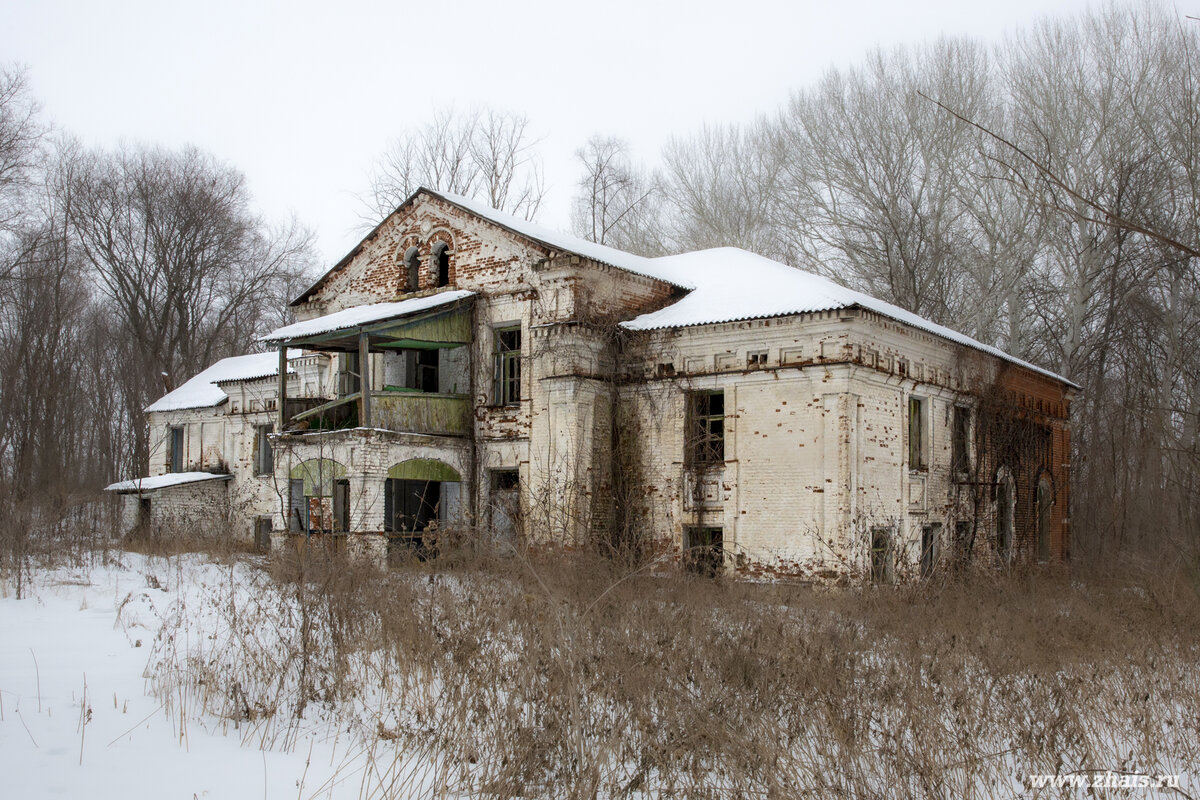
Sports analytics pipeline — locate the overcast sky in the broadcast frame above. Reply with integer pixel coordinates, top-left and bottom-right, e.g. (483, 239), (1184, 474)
(0, 0), (1175, 265)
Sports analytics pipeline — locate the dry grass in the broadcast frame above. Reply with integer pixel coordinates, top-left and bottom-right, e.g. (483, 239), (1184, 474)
(142, 541), (1200, 799)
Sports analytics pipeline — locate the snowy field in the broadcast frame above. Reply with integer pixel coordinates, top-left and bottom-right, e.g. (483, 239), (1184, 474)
(2, 549), (1195, 799)
(0, 553), (405, 799)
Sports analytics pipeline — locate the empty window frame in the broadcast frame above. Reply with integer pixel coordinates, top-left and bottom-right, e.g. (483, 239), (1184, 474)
(920, 523), (942, 579)
(404, 246), (421, 292)
(689, 390), (725, 466)
(870, 527), (893, 583)
(907, 396), (928, 471)
(746, 350), (768, 368)
(1036, 477), (1052, 562)
(433, 242), (450, 287)
(254, 516), (272, 553)
(338, 351), (361, 397)
(489, 469), (520, 548)
(954, 520), (973, 563)
(405, 348), (439, 393)
(384, 478), (441, 534)
(254, 424), (274, 476)
(951, 405), (971, 476)
(288, 478), (307, 532)
(493, 325), (522, 406)
(168, 426), (184, 473)
(684, 527), (723, 576)
(996, 470), (1015, 564)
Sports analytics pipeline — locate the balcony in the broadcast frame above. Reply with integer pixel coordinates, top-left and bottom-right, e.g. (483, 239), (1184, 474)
(287, 390), (470, 437)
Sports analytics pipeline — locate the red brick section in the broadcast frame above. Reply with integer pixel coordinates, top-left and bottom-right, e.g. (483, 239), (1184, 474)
(990, 366), (1074, 563)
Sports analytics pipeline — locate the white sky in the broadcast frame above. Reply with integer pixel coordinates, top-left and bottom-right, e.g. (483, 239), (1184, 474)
(0, 0), (1178, 265)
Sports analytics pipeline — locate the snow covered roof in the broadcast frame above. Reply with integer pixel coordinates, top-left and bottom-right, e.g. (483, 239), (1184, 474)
(145, 351), (300, 413)
(104, 472), (233, 494)
(260, 290), (474, 344)
(620, 248), (1074, 386)
(428, 191), (693, 289)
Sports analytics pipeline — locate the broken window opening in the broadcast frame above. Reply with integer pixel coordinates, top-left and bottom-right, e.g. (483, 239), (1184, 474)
(870, 527), (893, 583)
(954, 519), (973, 564)
(996, 468), (1015, 564)
(920, 523), (941, 579)
(404, 246), (421, 292)
(746, 350), (768, 369)
(494, 325), (522, 406)
(684, 527), (723, 577)
(951, 405), (971, 476)
(138, 497), (152, 533)
(338, 351), (361, 397)
(689, 390), (725, 466)
(908, 396), (927, 471)
(254, 516), (272, 553)
(404, 348), (439, 393)
(254, 424), (274, 476)
(169, 426), (184, 473)
(489, 468), (520, 552)
(1036, 476), (1052, 562)
(433, 241), (450, 287)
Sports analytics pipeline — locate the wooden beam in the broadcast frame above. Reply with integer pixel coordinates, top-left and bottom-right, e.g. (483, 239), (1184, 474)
(359, 332), (371, 428)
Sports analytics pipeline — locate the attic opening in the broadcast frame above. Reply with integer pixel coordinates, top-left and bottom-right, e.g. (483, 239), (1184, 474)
(404, 246), (421, 292)
(433, 241), (450, 287)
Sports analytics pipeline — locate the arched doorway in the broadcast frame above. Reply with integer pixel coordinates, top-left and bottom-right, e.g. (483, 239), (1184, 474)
(384, 459), (462, 554)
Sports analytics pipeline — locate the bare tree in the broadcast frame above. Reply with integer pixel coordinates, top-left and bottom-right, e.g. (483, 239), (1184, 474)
(658, 121), (785, 257)
(67, 143), (316, 472)
(364, 107), (545, 222)
(570, 136), (665, 255)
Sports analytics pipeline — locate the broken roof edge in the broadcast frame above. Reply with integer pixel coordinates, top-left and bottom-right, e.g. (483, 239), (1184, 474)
(104, 472), (234, 494)
(261, 289), (475, 345)
(620, 305), (1079, 390)
(290, 188), (691, 306)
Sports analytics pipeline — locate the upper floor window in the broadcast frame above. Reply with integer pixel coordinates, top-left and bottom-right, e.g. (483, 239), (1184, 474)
(254, 424), (274, 476)
(404, 246), (421, 292)
(951, 405), (971, 476)
(493, 325), (521, 406)
(169, 426), (184, 473)
(433, 241), (450, 287)
(908, 396), (927, 471)
(689, 390), (725, 466)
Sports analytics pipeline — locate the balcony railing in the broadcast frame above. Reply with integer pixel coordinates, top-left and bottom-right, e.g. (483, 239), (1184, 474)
(286, 390), (470, 437)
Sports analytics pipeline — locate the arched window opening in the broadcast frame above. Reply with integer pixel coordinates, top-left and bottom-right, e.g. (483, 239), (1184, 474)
(433, 241), (450, 287)
(1037, 476), (1053, 562)
(404, 246), (421, 292)
(996, 467), (1015, 564)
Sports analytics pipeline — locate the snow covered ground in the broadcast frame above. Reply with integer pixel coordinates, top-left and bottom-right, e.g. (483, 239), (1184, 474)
(0, 553), (398, 799)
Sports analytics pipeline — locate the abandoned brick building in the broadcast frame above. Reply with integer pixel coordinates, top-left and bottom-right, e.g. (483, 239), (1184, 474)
(107, 188), (1076, 580)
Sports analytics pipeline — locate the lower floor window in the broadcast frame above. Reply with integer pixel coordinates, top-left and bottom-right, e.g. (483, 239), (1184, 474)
(870, 527), (893, 583)
(920, 523), (941, 579)
(684, 526), (723, 576)
(384, 478), (441, 534)
(289, 476), (349, 532)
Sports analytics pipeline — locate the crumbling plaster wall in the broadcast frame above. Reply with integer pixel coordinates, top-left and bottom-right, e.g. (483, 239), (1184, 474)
(621, 308), (1069, 579)
(272, 429), (472, 534)
(290, 193), (679, 548)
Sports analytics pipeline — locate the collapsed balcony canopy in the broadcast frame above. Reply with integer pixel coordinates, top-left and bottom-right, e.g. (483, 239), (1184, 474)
(260, 290), (475, 351)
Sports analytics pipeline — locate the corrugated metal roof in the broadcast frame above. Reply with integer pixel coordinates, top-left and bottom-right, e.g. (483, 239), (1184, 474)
(261, 290), (474, 343)
(620, 248), (1075, 387)
(145, 351), (301, 413)
(104, 472), (233, 493)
